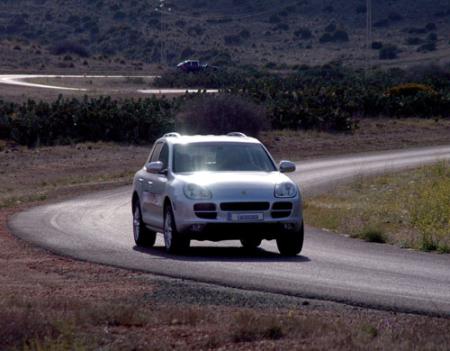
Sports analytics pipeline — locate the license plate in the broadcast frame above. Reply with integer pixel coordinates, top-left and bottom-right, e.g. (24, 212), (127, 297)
(229, 213), (264, 222)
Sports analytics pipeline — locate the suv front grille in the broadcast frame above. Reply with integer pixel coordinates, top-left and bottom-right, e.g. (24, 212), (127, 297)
(220, 202), (270, 211)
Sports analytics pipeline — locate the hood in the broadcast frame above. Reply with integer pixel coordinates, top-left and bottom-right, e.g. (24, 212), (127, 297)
(176, 171), (294, 200)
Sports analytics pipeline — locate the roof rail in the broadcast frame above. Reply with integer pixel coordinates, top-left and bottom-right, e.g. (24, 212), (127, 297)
(227, 132), (247, 137)
(164, 132), (181, 138)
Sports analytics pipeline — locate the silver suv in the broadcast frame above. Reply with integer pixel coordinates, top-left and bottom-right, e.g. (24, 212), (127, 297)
(131, 132), (304, 256)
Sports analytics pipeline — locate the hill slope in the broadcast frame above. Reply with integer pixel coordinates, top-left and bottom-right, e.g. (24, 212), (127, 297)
(0, 0), (450, 71)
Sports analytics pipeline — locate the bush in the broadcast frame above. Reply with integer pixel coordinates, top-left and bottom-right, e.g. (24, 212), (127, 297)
(425, 22), (437, 31)
(383, 83), (443, 117)
(408, 27), (427, 34)
(356, 5), (366, 14)
(374, 19), (390, 28)
(239, 29), (250, 39)
(224, 34), (241, 46)
(371, 41), (383, 50)
(427, 32), (438, 42)
(50, 41), (90, 57)
(358, 226), (386, 243)
(274, 23), (289, 31)
(379, 45), (399, 60)
(3, 96), (174, 146)
(417, 42), (436, 52)
(294, 27), (312, 40)
(388, 12), (403, 21)
(269, 14), (281, 23)
(386, 83), (437, 97)
(334, 30), (349, 42)
(176, 95), (268, 137)
(406, 37), (423, 46)
(319, 30), (349, 43)
(325, 22), (336, 33)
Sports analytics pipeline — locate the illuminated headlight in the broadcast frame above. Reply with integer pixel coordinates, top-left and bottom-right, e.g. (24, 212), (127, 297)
(183, 184), (212, 200)
(274, 182), (297, 198)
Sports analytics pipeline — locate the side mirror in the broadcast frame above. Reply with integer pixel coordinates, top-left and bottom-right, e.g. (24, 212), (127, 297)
(279, 160), (296, 173)
(146, 161), (164, 174)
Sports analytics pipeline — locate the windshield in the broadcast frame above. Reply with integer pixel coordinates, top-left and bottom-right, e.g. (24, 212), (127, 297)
(173, 142), (276, 173)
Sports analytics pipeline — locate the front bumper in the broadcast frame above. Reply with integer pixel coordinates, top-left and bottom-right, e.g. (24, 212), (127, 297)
(172, 197), (303, 240)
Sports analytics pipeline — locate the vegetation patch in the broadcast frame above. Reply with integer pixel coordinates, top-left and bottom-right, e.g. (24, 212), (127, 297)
(305, 163), (450, 252)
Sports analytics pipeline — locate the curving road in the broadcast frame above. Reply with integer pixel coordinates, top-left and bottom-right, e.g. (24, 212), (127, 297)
(0, 74), (218, 94)
(9, 146), (450, 316)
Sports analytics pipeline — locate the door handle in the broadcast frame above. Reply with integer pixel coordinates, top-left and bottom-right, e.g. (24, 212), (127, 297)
(147, 181), (153, 186)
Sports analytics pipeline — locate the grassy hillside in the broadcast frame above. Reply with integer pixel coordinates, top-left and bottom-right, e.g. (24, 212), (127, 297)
(0, 0), (450, 71)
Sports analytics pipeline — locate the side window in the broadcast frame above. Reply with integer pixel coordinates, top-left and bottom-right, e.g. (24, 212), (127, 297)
(158, 143), (169, 169)
(149, 143), (163, 163)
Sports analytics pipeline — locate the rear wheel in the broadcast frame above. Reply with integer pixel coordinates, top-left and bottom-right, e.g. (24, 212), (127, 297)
(133, 202), (156, 247)
(163, 204), (190, 253)
(240, 237), (262, 250)
(276, 222), (304, 256)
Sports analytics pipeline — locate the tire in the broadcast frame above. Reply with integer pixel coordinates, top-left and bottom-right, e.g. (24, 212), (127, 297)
(276, 222), (304, 256)
(240, 237), (262, 250)
(163, 204), (190, 253)
(133, 202), (156, 247)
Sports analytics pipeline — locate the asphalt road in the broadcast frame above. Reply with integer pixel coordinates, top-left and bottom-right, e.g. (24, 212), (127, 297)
(9, 146), (450, 316)
(0, 74), (218, 94)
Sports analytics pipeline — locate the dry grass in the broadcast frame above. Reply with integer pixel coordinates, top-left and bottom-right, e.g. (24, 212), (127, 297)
(305, 162), (450, 252)
(261, 118), (450, 161)
(2, 291), (450, 351)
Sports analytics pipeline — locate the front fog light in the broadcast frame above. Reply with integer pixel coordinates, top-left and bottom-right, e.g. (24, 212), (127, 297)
(275, 182), (297, 198)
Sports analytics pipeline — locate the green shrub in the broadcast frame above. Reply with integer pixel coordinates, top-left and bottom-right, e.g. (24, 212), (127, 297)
(358, 226), (386, 243)
(4, 96), (174, 146)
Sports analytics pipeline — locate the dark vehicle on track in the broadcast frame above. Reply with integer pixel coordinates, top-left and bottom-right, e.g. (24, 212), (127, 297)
(176, 60), (215, 73)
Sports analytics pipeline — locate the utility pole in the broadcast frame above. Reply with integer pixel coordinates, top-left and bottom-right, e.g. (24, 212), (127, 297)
(366, 0), (372, 72)
(156, 0), (171, 66)
(160, 0), (165, 65)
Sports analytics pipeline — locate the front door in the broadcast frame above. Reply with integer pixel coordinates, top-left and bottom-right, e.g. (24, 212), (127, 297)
(142, 143), (169, 229)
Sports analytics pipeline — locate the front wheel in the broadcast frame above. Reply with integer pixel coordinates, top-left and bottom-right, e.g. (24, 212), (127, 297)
(276, 222), (304, 256)
(133, 202), (156, 247)
(163, 204), (190, 253)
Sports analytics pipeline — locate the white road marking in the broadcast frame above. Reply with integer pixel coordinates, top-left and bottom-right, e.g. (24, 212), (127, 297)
(0, 74), (219, 94)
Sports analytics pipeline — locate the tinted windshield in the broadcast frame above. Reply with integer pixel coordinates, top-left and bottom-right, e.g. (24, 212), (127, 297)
(173, 143), (276, 173)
